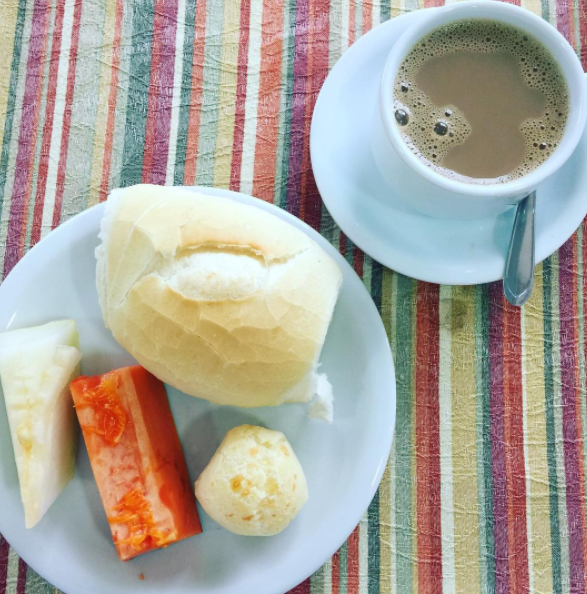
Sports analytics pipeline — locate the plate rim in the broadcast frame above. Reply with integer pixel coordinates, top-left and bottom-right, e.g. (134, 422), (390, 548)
(0, 185), (396, 594)
(310, 9), (587, 285)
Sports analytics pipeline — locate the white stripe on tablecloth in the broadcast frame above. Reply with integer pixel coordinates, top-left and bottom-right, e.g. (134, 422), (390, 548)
(238, 0), (262, 194)
(439, 284), (456, 593)
(165, 0), (187, 184)
(40, 0), (75, 236)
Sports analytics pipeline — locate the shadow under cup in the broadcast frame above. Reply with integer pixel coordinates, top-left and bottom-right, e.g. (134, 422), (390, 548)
(371, 0), (587, 220)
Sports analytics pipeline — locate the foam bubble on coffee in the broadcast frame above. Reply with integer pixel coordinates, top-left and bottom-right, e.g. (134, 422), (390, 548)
(393, 19), (569, 183)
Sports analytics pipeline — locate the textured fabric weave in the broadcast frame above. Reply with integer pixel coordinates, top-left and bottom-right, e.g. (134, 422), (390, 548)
(0, 0), (586, 592)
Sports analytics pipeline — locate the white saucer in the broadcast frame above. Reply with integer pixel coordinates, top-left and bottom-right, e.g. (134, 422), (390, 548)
(310, 9), (587, 285)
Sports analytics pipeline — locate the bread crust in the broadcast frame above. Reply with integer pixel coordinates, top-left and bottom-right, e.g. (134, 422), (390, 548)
(96, 185), (342, 407)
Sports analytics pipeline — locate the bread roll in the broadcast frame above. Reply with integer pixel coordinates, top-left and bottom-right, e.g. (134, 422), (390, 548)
(195, 425), (308, 536)
(96, 185), (342, 412)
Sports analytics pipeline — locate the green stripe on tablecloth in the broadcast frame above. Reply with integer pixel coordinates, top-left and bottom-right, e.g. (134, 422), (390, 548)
(193, 0), (224, 187)
(310, 561), (329, 594)
(173, 0), (196, 185)
(550, 251), (572, 592)
(344, 238), (354, 267)
(368, 257), (384, 594)
(475, 284), (495, 594)
(274, 0), (296, 208)
(362, 253), (372, 293)
(120, 0), (156, 187)
(543, 256), (563, 594)
(25, 564), (56, 593)
(107, 0), (135, 191)
(0, 0), (27, 220)
(394, 273), (414, 593)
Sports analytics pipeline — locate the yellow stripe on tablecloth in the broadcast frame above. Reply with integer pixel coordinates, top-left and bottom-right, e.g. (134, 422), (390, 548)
(380, 461), (393, 594)
(0, 0), (19, 152)
(212, 0), (242, 189)
(359, 514), (369, 594)
(522, 263), (554, 593)
(521, 0), (543, 17)
(86, 0), (118, 207)
(390, 0), (404, 21)
(379, 268), (394, 594)
(451, 285), (481, 594)
(5, 547), (20, 591)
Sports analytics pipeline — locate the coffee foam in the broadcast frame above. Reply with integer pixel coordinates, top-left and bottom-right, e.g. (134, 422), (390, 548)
(393, 19), (569, 183)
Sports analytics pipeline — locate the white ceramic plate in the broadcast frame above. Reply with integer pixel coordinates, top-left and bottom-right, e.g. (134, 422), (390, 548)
(311, 9), (587, 285)
(0, 187), (395, 594)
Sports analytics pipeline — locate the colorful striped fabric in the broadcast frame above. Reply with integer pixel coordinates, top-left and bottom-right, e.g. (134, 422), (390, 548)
(0, 0), (586, 592)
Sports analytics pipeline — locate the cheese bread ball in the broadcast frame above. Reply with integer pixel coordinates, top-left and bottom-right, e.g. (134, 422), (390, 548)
(195, 425), (308, 536)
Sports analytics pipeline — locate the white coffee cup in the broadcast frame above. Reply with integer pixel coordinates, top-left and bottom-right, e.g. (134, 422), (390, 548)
(371, 0), (587, 219)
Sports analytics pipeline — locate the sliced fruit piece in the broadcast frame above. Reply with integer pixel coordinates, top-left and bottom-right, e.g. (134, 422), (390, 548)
(71, 366), (201, 561)
(0, 320), (81, 528)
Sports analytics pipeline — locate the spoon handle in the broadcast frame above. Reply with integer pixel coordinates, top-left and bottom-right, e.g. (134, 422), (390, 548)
(503, 191), (536, 307)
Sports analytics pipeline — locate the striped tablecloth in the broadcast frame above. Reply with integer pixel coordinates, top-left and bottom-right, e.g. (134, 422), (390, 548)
(0, 0), (586, 592)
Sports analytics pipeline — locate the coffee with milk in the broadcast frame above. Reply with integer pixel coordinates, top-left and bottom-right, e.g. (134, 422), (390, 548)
(393, 19), (569, 183)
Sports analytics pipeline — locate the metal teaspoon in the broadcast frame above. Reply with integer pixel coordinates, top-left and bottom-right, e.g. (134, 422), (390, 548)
(503, 190), (536, 307)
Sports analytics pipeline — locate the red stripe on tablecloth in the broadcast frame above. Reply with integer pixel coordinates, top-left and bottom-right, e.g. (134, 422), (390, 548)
(362, 0), (372, 34)
(297, 0), (327, 231)
(339, 231), (346, 256)
(285, 0), (310, 216)
(348, 0), (355, 45)
(141, 3), (163, 181)
(579, 0), (587, 69)
(558, 236), (587, 593)
(555, 0), (572, 43)
(99, 0), (124, 202)
(573, 240), (587, 583)
(142, 0), (178, 184)
(415, 282), (442, 594)
(0, 536), (9, 592)
(332, 549), (340, 594)
(424, 0), (444, 9)
(252, 0), (284, 202)
(289, 578), (311, 594)
(3, 0), (51, 276)
(353, 245), (364, 278)
(502, 299), (529, 594)
(150, 0), (179, 184)
(16, 558), (27, 594)
(30, 0), (66, 246)
(51, 0), (83, 228)
(183, 0), (207, 185)
(228, 0), (251, 192)
(489, 282), (510, 594)
(347, 525), (360, 594)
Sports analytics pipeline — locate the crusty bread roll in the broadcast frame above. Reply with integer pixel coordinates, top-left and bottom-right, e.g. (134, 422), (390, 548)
(96, 184), (342, 412)
(195, 425), (308, 536)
